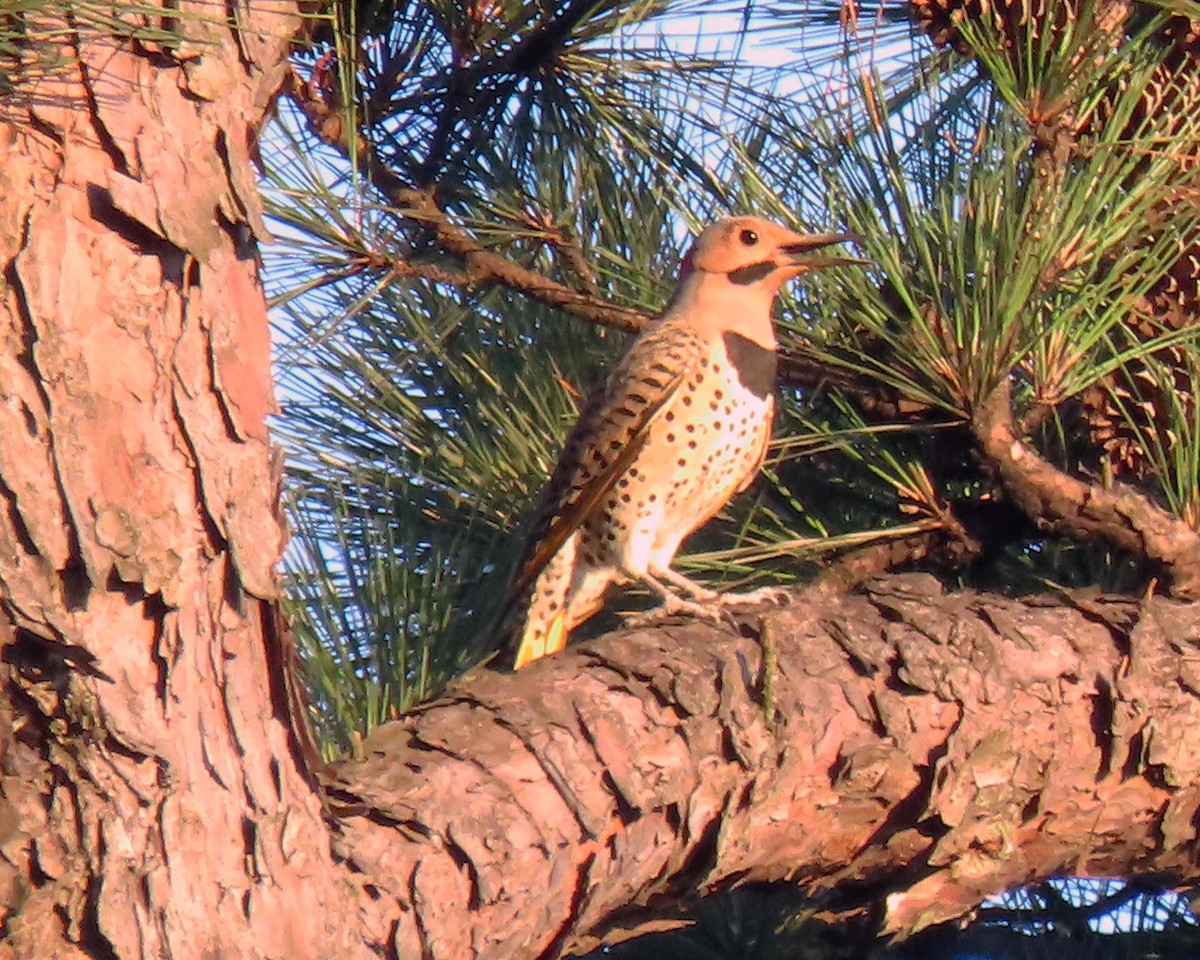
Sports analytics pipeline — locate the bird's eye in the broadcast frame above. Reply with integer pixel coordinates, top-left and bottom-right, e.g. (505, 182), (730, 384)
(739, 228), (759, 246)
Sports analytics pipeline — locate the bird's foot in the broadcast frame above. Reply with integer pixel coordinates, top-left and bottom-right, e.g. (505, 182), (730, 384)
(623, 594), (734, 630)
(648, 567), (720, 603)
(718, 585), (791, 608)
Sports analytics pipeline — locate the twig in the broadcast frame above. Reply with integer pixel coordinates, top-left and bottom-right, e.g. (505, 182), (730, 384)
(777, 342), (915, 411)
(283, 66), (649, 333)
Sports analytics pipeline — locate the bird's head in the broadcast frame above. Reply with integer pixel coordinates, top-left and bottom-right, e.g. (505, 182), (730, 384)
(679, 216), (860, 294)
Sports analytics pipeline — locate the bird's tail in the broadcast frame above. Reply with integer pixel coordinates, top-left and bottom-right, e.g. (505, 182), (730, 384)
(514, 609), (569, 669)
(512, 537), (618, 668)
(513, 541), (576, 669)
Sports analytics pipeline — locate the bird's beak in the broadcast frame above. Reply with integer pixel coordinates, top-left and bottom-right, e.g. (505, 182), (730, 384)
(775, 231), (866, 272)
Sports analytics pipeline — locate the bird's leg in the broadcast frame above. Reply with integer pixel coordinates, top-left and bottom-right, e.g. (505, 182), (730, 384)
(655, 565), (789, 608)
(622, 571), (733, 628)
(650, 565), (720, 602)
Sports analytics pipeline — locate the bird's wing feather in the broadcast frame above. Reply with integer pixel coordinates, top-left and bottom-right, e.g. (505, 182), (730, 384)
(510, 320), (708, 600)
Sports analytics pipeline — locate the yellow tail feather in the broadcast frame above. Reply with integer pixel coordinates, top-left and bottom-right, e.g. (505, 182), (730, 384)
(513, 611), (568, 669)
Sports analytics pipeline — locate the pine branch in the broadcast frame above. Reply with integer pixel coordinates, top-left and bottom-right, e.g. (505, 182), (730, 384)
(283, 66), (650, 334)
(813, 524), (980, 593)
(410, 0), (630, 186)
(973, 378), (1200, 598)
(777, 341), (915, 413)
(282, 66), (902, 407)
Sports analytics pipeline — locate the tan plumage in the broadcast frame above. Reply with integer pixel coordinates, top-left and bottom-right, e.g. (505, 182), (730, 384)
(510, 216), (858, 668)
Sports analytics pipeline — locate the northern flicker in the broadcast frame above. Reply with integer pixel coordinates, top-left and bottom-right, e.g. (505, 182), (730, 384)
(510, 216), (858, 668)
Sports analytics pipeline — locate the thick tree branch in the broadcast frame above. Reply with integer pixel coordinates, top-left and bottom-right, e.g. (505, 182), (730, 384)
(324, 575), (1200, 957)
(974, 379), (1200, 598)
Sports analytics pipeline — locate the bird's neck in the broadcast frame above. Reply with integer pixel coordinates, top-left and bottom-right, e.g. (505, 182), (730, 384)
(664, 272), (780, 349)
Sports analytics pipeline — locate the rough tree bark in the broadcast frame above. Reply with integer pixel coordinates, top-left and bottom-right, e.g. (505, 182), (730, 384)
(4, 5), (1200, 960)
(329, 577), (1200, 958)
(0, 3), (372, 957)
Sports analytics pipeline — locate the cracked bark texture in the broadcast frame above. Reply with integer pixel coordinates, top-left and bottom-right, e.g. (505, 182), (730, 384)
(0, 5), (371, 958)
(327, 576), (1200, 958)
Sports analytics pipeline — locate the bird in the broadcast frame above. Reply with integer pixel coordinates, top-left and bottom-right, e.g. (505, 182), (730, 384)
(509, 216), (859, 669)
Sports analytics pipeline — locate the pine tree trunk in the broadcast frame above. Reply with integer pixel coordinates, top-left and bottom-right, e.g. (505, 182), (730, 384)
(0, 5), (375, 957)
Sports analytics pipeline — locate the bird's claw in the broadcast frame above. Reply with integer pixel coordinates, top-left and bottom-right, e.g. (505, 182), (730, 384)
(624, 586), (790, 630)
(719, 586), (791, 608)
(623, 596), (736, 630)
